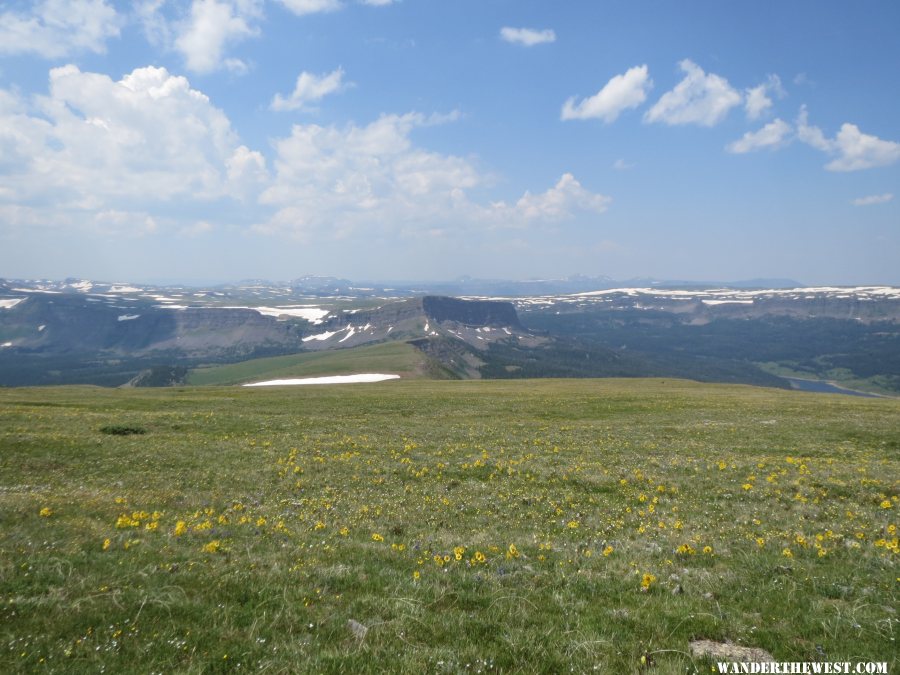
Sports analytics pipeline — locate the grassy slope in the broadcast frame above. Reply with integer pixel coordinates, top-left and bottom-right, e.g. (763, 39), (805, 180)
(187, 341), (450, 385)
(1, 379), (898, 673)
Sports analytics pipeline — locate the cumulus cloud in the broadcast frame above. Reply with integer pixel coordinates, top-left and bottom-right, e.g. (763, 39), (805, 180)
(271, 68), (349, 111)
(2, 65), (607, 244)
(644, 59), (742, 126)
(797, 106), (900, 171)
(175, 0), (263, 74)
(360, 0), (395, 5)
(501, 173), (611, 222)
(795, 105), (833, 152)
(135, 0), (172, 46)
(561, 65), (651, 123)
(744, 74), (785, 120)
(726, 119), (792, 154)
(827, 124), (900, 172)
(499, 27), (556, 47)
(258, 113), (608, 237)
(276, 0), (343, 15)
(0, 65), (265, 229)
(852, 193), (893, 206)
(0, 0), (121, 58)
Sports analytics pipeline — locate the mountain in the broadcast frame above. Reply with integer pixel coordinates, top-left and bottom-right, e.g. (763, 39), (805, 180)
(1, 278), (898, 392)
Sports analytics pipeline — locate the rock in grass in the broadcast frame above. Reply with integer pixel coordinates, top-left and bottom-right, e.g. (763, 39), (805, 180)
(689, 639), (773, 663)
(347, 619), (368, 641)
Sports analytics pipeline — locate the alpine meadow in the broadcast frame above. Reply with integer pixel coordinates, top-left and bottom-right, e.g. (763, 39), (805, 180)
(2, 1), (900, 674)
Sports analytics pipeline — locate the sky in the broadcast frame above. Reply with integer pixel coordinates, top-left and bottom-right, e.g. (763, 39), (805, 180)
(0, 0), (898, 285)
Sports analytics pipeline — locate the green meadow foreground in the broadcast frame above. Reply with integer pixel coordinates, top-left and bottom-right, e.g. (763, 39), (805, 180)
(1, 380), (897, 673)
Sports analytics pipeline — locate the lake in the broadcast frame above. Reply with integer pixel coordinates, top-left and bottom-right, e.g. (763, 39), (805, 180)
(785, 377), (882, 398)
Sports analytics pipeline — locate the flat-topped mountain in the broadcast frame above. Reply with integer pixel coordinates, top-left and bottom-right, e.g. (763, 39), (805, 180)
(1, 278), (897, 393)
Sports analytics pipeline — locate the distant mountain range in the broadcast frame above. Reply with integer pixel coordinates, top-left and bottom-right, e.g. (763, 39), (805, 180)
(1, 277), (898, 393)
(1, 275), (807, 299)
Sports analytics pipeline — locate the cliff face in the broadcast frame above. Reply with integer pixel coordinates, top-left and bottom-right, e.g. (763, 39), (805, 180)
(422, 296), (521, 328)
(0, 293), (526, 358)
(0, 295), (305, 356)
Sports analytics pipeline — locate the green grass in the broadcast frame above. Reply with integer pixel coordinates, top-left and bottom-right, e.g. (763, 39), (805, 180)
(187, 341), (450, 386)
(1, 379), (898, 673)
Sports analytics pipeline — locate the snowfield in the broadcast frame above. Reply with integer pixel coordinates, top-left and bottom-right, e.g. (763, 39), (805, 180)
(242, 374), (401, 387)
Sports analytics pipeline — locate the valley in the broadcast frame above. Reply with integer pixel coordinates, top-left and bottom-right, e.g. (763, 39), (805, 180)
(1, 277), (898, 394)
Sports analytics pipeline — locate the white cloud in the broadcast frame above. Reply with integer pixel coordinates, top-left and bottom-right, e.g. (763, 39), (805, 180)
(360, 0), (395, 5)
(644, 59), (742, 127)
(744, 74), (785, 120)
(175, 0), (263, 74)
(499, 27), (556, 47)
(852, 193), (893, 206)
(797, 106), (900, 171)
(135, 0), (171, 46)
(561, 65), (652, 123)
(503, 173), (611, 222)
(726, 118), (792, 154)
(271, 68), (349, 112)
(0, 65), (263, 227)
(613, 159), (635, 171)
(827, 124), (900, 172)
(795, 105), (833, 152)
(258, 113), (608, 237)
(0, 0), (121, 58)
(2, 65), (609, 247)
(276, 0), (343, 15)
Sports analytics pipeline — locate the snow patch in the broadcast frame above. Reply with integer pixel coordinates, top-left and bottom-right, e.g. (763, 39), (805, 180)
(0, 298), (24, 309)
(702, 300), (754, 306)
(117, 314), (141, 321)
(243, 374), (401, 387)
(38, 325), (46, 331)
(109, 285), (143, 293)
(252, 306), (329, 322)
(1, 342), (12, 348)
(339, 327), (356, 343)
(302, 330), (340, 342)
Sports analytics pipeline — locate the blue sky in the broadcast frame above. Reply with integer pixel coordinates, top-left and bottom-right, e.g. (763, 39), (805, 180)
(1, 0), (898, 285)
